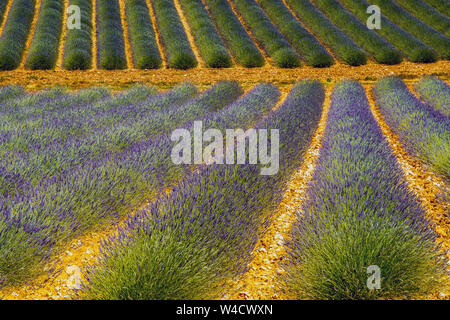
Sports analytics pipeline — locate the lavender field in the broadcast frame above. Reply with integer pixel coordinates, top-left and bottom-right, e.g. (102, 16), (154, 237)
(0, 77), (448, 300)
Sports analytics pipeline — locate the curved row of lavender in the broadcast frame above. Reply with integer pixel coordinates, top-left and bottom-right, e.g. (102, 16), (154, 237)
(0, 81), (243, 287)
(373, 76), (449, 178)
(83, 80), (324, 299)
(284, 80), (446, 299)
(414, 76), (450, 117)
(0, 84), (201, 190)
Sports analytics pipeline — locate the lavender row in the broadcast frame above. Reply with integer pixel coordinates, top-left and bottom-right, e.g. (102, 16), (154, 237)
(124, 0), (162, 69)
(25, 0), (64, 69)
(414, 76), (450, 117)
(373, 76), (449, 178)
(83, 80), (324, 299)
(284, 80), (445, 299)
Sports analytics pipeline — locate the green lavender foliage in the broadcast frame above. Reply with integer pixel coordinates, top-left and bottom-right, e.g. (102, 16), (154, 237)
(339, 0), (438, 63)
(370, 0), (450, 59)
(124, 0), (162, 69)
(230, 0), (301, 68)
(96, 0), (127, 69)
(204, 0), (264, 67)
(284, 0), (367, 66)
(63, 0), (93, 70)
(257, 0), (334, 67)
(395, 0), (450, 37)
(151, 0), (197, 69)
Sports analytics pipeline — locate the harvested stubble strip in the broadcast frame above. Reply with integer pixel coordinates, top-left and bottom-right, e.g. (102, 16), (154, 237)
(310, 0), (401, 65)
(284, 80), (446, 300)
(257, 0), (333, 67)
(96, 0), (127, 70)
(123, 0), (162, 69)
(369, 0), (450, 60)
(203, 0), (264, 67)
(0, 82), (242, 287)
(422, 0), (450, 17)
(0, 88), (111, 198)
(414, 76), (450, 117)
(338, 0), (438, 63)
(25, 0), (64, 69)
(395, 0), (450, 37)
(229, 0), (301, 68)
(373, 77), (449, 179)
(151, 0), (197, 69)
(284, 0), (366, 66)
(0, 0), (35, 70)
(82, 80), (324, 300)
(63, 0), (93, 70)
(178, 0), (231, 68)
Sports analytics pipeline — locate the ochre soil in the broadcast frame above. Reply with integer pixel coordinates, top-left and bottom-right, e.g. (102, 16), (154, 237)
(367, 88), (449, 300)
(0, 61), (448, 92)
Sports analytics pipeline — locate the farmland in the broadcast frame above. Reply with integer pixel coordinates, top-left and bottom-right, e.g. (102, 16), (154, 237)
(0, 0), (449, 302)
(0, 0), (448, 70)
